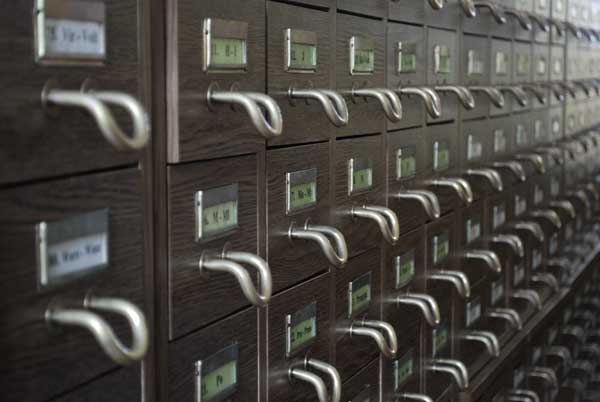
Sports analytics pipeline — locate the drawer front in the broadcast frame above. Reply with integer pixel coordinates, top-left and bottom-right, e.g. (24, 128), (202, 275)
(424, 320), (455, 399)
(461, 35), (492, 120)
(0, 0), (147, 184)
(513, 42), (532, 84)
(267, 3), (333, 146)
(0, 169), (144, 402)
(341, 360), (381, 402)
(381, 326), (422, 399)
(267, 142), (331, 293)
(335, 13), (386, 137)
(531, 109), (550, 146)
(427, 213), (457, 270)
(460, 119), (491, 170)
(427, 28), (459, 122)
(489, 116), (514, 162)
(333, 135), (385, 258)
(459, 201), (486, 248)
(490, 39), (513, 116)
(277, 0), (334, 7)
(267, 274), (331, 402)
(48, 368), (141, 402)
(533, 44), (550, 83)
(167, 154), (259, 338)
(337, 0), (387, 17)
(389, 0), (426, 24)
(167, 0), (266, 162)
(167, 308), (258, 402)
(426, 0), (460, 29)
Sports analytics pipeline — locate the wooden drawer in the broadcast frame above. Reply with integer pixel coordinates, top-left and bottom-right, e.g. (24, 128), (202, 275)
(266, 3), (334, 146)
(275, 0), (334, 7)
(381, 326), (422, 399)
(340, 360), (381, 402)
(426, 0), (460, 29)
(512, 41), (532, 113)
(0, 169), (145, 402)
(389, 0), (426, 24)
(166, 0), (267, 162)
(490, 39), (513, 116)
(167, 154), (260, 338)
(427, 28), (460, 123)
(424, 320), (455, 400)
(48, 368), (141, 402)
(337, 0), (387, 17)
(0, 0), (148, 184)
(461, 35), (493, 120)
(167, 308), (258, 402)
(458, 201), (486, 248)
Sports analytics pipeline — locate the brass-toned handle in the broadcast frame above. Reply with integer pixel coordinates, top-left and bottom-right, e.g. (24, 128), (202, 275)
(498, 86), (529, 107)
(290, 88), (349, 127)
(289, 222), (348, 268)
(398, 87), (442, 118)
(46, 296), (149, 365)
(348, 319), (398, 359)
(394, 190), (441, 220)
(463, 168), (504, 192)
(490, 161), (527, 182)
(468, 86), (506, 108)
(434, 86), (476, 110)
(396, 293), (441, 327)
(351, 205), (400, 245)
(504, 9), (532, 30)
(43, 84), (151, 151)
(461, 249), (502, 274)
(486, 234), (525, 258)
(458, 330), (500, 357)
(427, 270), (471, 299)
(352, 88), (403, 122)
(207, 87), (283, 138)
(486, 308), (523, 330)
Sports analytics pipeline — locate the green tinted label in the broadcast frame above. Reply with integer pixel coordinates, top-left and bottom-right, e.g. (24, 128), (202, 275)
(393, 351), (414, 391)
(354, 49), (375, 73)
(201, 360), (237, 401)
(433, 325), (449, 356)
(195, 344), (238, 402)
(290, 42), (317, 70)
(202, 201), (238, 236)
(395, 251), (415, 289)
(434, 45), (451, 74)
(398, 42), (417, 73)
(349, 272), (372, 316)
(353, 169), (372, 192)
(290, 182), (316, 210)
(290, 317), (316, 352)
(433, 141), (450, 172)
(517, 53), (530, 76)
(211, 38), (246, 66)
(396, 147), (416, 179)
(433, 232), (449, 264)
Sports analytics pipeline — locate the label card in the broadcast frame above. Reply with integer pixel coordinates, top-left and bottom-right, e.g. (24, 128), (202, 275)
(350, 36), (375, 75)
(516, 124), (529, 147)
(467, 134), (483, 161)
(195, 344), (239, 402)
(495, 51), (509, 75)
(494, 129), (507, 154)
(516, 53), (530, 76)
(203, 18), (248, 72)
(348, 158), (373, 195)
(286, 302), (317, 356)
(532, 248), (542, 270)
(534, 184), (544, 205)
(36, 209), (109, 288)
(395, 250), (415, 289)
(396, 147), (417, 180)
(286, 168), (317, 215)
(433, 141), (450, 172)
(514, 263), (525, 286)
(549, 233), (558, 256)
(536, 56), (547, 76)
(466, 217), (481, 243)
(285, 29), (317, 72)
(348, 272), (372, 317)
(493, 204), (506, 228)
(432, 323), (449, 357)
(393, 350), (414, 391)
(397, 41), (418, 73)
(465, 297), (481, 327)
(432, 231), (450, 264)
(491, 279), (504, 305)
(513, 364), (525, 388)
(195, 184), (239, 241)
(434, 45), (452, 74)
(467, 49), (484, 76)
(514, 194), (527, 216)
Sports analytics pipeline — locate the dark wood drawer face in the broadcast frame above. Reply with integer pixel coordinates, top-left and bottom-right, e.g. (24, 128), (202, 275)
(167, 0), (266, 163)
(381, 325), (421, 399)
(427, 213), (457, 270)
(382, 228), (427, 330)
(338, 0), (387, 17)
(387, 22), (426, 130)
(275, 0), (334, 7)
(426, 0), (460, 29)
(0, 0), (147, 184)
(459, 119), (491, 172)
(490, 39), (513, 116)
(267, 143), (332, 293)
(424, 320), (455, 399)
(341, 360), (380, 402)
(334, 249), (383, 381)
(167, 154), (260, 338)
(0, 169), (144, 402)
(489, 116), (514, 163)
(333, 135), (385, 258)
(532, 44), (550, 84)
(387, 128), (432, 234)
(267, 274), (332, 402)
(463, 7), (492, 35)
(427, 28), (459, 123)
(335, 13), (386, 137)
(461, 35), (491, 120)
(266, 3), (333, 146)
(48, 368), (141, 402)
(512, 42), (532, 113)
(458, 201), (486, 248)
(550, 45), (565, 82)
(167, 308), (258, 402)
(389, 0), (426, 24)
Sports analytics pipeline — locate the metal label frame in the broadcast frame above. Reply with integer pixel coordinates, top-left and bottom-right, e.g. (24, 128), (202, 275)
(465, 296), (481, 327)
(195, 183), (240, 242)
(393, 349), (414, 391)
(432, 322), (449, 357)
(433, 44), (452, 75)
(203, 18), (248, 73)
(284, 28), (318, 73)
(286, 168), (318, 215)
(396, 41), (418, 74)
(194, 343), (239, 402)
(349, 36), (375, 75)
(285, 301), (318, 357)
(394, 249), (415, 289)
(348, 271), (372, 318)
(432, 230), (450, 264)
(348, 157), (373, 195)
(395, 146), (417, 180)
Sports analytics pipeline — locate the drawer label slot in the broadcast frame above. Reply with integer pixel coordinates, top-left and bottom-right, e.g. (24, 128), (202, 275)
(397, 41), (417, 74)
(395, 250), (415, 289)
(348, 272), (372, 317)
(348, 158), (373, 195)
(285, 29), (317, 73)
(195, 183), (239, 241)
(286, 168), (317, 215)
(203, 18), (248, 72)
(393, 349), (414, 391)
(432, 231), (450, 264)
(195, 343), (239, 402)
(350, 36), (375, 75)
(465, 297), (481, 327)
(396, 146), (416, 180)
(286, 302), (317, 356)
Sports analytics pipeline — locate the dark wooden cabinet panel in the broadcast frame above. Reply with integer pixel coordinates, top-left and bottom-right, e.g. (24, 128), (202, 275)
(427, 28), (460, 123)
(426, 0), (460, 29)
(340, 360), (381, 402)
(490, 39), (513, 116)
(0, 0), (147, 184)
(48, 368), (141, 402)
(381, 324), (422, 399)
(338, 0), (387, 17)
(461, 35), (492, 120)
(389, 0), (426, 24)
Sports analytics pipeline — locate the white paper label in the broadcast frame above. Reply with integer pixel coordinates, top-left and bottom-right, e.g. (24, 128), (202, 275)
(46, 233), (108, 279)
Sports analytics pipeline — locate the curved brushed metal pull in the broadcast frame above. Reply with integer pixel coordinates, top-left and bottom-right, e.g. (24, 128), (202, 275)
(199, 250), (272, 307)
(427, 270), (471, 299)
(522, 85), (547, 104)
(461, 0), (507, 23)
(351, 205), (400, 244)
(352, 88), (403, 122)
(468, 86), (506, 108)
(566, 190), (592, 212)
(46, 296), (149, 365)
(504, 221), (545, 243)
(556, 81), (577, 99)
(504, 9), (532, 30)
(512, 289), (542, 311)
(307, 358), (341, 402)
(547, 200), (576, 219)
(434, 86), (476, 110)
(563, 22), (582, 38)
(508, 390), (541, 402)
(289, 369), (329, 402)
(396, 293), (441, 327)
(289, 222), (348, 268)
(397, 87), (442, 118)
(461, 249), (502, 274)
(527, 13), (549, 32)
(491, 161), (527, 182)
(528, 209), (563, 230)
(458, 330), (500, 357)
(578, 28), (594, 42)
(529, 367), (558, 389)
(486, 234), (525, 258)
(498, 86), (529, 107)
(424, 178), (473, 205)
(561, 325), (586, 343)
(348, 319), (398, 359)
(289, 88), (349, 127)
(463, 168), (504, 192)
(538, 82), (565, 102)
(426, 359), (469, 390)
(514, 153), (546, 173)
(394, 190), (441, 220)
(43, 84), (151, 151)
(547, 19), (564, 36)
(535, 147), (564, 165)
(544, 346), (572, 367)
(396, 393), (434, 402)
(571, 81), (592, 97)
(531, 273), (559, 293)
(486, 308), (523, 330)
(207, 86), (283, 138)
(428, 0), (444, 10)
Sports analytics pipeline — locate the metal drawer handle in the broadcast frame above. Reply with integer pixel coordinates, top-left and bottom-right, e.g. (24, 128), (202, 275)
(486, 308), (523, 330)
(504, 9), (532, 30)
(545, 346), (572, 367)
(531, 273), (560, 293)
(43, 82), (150, 151)
(490, 161), (527, 182)
(513, 153), (546, 173)
(352, 88), (403, 122)
(461, 1), (507, 24)
(535, 147), (564, 165)
(556, 81), (577, 98)
(289, 88), (349, 127)
(396, 393), (434, 402)
(424, 178), (473, 205)
(561, 325), (586, 342)
(522, 85), (547, 104)
(563, 22), (581, 38)
(468, 86), (505, 108)
(566, 190), (591, 212)
(351, 205), (400, 245)
(528, 209), (563, 229)
(486, 234), (525, 258)
(538, 83), (565, 102)
(428, 0), (444, 10)
(289, 221), (348, 268)
(571, 81), (592, 97)
(46, 296), (149, 365)
(504, 221), (545, 243)
(396, 293), (441, 327)
(207, 85), (283, 138)
(393, 190), (441, 220)
(511, 289), (542, 311)
(580, 183), (600, 202)
(461, 249), (502, 274)
(527, 13), (549, 32)
(427, 270), (471, 299)
(397, 87), (442, 118)
(548, 200), (576, 219)
(498, 86), (529, 107)
(199, 250), (272, 307)
(458, 330), (500, 357)
(290, 358), (341, 402)
(547, 19), (564, 37)
(508, 390), (540, 402)
(529, 367), (558, 389)
(348, 319), (398, 359)
(434, 86), (476, 110)
(463, 168), (504, 192)
(426, 359), (469, 390)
